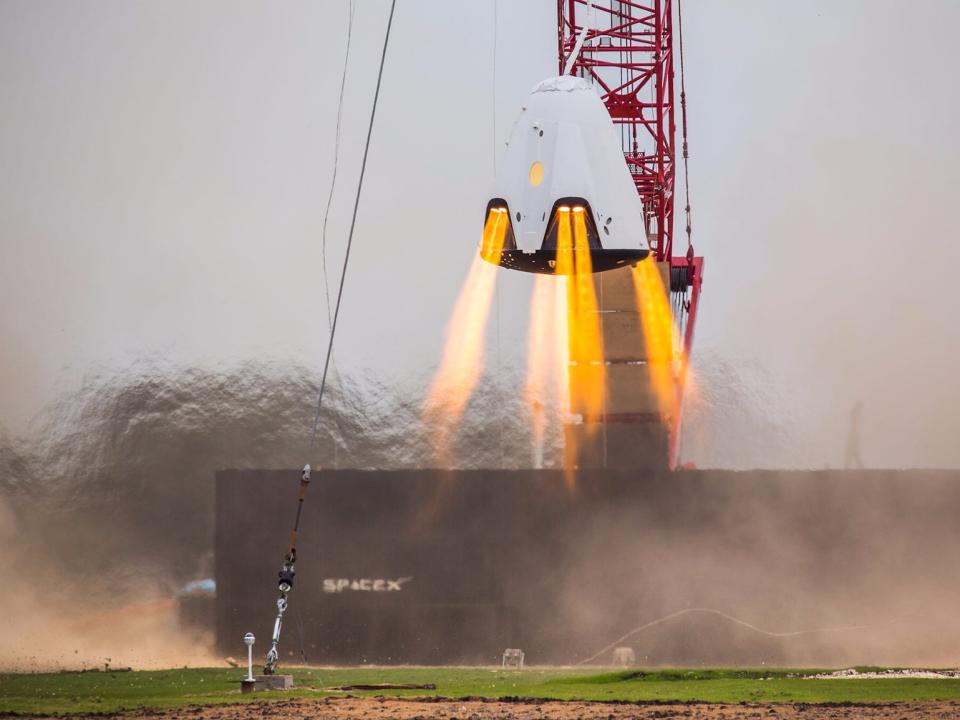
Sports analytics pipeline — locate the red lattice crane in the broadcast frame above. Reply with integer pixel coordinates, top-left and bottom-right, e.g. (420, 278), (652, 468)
(558, 0), (704, 466)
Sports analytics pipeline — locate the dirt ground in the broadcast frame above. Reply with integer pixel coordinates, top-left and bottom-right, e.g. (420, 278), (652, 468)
(53, 697), (960, 720)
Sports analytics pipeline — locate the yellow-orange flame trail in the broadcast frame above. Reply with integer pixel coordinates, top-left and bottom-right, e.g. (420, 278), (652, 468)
(423, 209), (507, 466)
(555, 209), (576, 477)
(569, 207), (605, 422)
(554, 207), (606, 481)
(524, 274), (569, 469)
(631, 257), (683, 422)
(479, 207), (508, 264)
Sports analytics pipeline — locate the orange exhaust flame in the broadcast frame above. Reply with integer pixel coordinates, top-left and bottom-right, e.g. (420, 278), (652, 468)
(632, 257), (683, 422)
(479, 207), (508, 264)
(568, 208), (605, 423)
(556, 207), (606, 481)
(423, 209), (508, 466)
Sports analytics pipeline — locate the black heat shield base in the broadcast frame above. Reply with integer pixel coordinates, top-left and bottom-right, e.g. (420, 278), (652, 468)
(491, 248), (649, 274)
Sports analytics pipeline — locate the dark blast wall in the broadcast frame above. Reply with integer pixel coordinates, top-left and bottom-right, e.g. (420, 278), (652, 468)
(216, 469), (960, 666)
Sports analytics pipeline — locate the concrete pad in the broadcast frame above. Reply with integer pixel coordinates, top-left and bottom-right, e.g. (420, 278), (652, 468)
(253, 674), (294, 691)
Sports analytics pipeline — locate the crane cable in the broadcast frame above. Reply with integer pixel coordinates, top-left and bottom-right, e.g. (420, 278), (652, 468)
(291, 0), (356, 662)
(677, 0), (694, 259)
(263, 0), (398, 675)
(575, 607), (885, 666)
(321, 0), (356, 332)
(309, 0), (397, 451)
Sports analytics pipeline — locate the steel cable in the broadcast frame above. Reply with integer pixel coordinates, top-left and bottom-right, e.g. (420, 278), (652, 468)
(677, 0), (694, 254)
(309, 0), (398, 450)
(576, 607), (881, 666)
(320, 0), (356, 332)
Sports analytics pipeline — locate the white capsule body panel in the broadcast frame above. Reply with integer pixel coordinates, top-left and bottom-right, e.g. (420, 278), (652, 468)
(493, 76), (647, 252)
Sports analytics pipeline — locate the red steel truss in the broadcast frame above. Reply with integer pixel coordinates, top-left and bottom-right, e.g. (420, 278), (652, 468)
(558, 0), (676, 260)
(557, 0), (704, 468)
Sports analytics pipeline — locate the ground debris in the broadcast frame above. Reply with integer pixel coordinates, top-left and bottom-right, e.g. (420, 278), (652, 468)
(27, 697), (960, 720)
(805, 668), (960, 680)
(332, 684), (438, 691)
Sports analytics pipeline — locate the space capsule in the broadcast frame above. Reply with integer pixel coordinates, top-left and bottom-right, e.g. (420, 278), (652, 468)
(480, 75), (649, 275)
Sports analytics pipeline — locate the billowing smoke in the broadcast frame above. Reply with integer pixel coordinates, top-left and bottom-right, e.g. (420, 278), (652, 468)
(0, 360), (554, 670)
(5, 356), (960, 670)
(679, 350), (802, 469)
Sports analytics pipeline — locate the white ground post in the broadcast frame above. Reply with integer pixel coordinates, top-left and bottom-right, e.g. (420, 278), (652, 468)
(244, 633), (255, 682)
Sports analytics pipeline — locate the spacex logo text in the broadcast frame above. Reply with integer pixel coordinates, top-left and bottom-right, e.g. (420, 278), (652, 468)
(322, 577), (413, 594)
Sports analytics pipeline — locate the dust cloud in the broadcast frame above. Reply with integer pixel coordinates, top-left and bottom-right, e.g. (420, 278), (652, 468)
(508, 468), (960, 667)
(0, 540), (215, 671)
(3, 361), (960, 668)
(0, 361), (538, 670)
(1, 0), (959, 674)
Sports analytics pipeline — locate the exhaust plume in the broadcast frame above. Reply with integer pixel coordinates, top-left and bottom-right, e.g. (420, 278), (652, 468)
(633, 257), (683, 422)
(423, 209), (508, 466)
(524, 274), (569, 468)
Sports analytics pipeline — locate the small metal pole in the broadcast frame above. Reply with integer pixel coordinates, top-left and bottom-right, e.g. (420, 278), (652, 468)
(244, 633), (255, 682)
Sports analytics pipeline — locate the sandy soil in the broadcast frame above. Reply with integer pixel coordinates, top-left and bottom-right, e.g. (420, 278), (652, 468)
(52, 697), (960, 720)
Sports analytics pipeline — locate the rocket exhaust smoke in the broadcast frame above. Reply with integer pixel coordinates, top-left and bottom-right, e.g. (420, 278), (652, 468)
(423, 209), (508, 466)
(524, 274), (568, 469)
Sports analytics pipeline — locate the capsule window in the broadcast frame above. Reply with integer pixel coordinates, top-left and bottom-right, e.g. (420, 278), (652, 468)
(528, 161), (544, 187)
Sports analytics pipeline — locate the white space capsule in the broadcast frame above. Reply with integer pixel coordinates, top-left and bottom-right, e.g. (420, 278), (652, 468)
(482, 76), (649, 274)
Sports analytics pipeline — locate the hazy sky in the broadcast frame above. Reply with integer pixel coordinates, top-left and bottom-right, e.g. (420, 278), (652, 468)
(2, 1), (959, 468)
